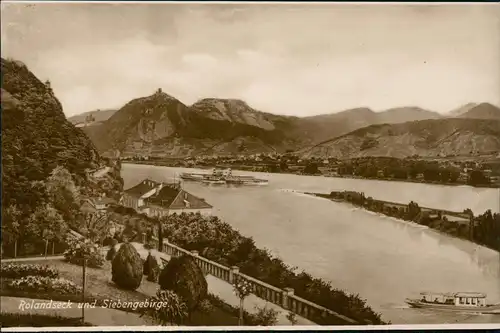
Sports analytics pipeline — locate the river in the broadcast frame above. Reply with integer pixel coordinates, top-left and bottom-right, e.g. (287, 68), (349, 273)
(122, 163), (500, 325)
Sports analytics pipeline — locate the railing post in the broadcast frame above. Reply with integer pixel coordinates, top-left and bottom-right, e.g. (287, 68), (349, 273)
(141, 232), (146, 244)
(282, 287), (294, 309)
(229, 266), (239, 284)
(162, 240), (169, 253)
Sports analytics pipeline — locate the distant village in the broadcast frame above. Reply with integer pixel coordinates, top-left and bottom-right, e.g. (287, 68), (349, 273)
(121, 153), (500, 187)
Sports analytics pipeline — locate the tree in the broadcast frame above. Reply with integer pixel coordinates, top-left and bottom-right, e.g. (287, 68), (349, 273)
(81, 211), (110, 244)
(111, 243), (143, 290)
(406, 201), (421, 222)
(233, 278), (253, 325)
(303, 163), (319, 175)
(468, 170), (490, 186)
(140, 289), (188, 325)
(423, 168), (440, 182)
(158, 255), (207, 315)
(143, 252), (159, 276)
(1, 205), (22, 257)
(45, 166), (80, 224)
(279, 160), (289, 172)
(29, 204), (67, 257)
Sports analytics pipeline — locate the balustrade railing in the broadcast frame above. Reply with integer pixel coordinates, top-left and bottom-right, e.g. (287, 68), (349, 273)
(158, 238), (358, 325)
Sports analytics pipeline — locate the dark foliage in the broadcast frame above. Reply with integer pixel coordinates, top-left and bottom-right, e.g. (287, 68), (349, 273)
(158, 255), (208, 312)
(111, 243), (143, 290)
(0, 313), (92, 327)
(143, 252), (158, 276)
(106, 246), (117, 261)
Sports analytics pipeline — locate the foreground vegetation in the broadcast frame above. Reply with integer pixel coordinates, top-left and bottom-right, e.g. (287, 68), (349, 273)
(313, 191), (500, 252)
(0, 250), (278, 327)
(109, 206), (385, 325)
(0, 313), (92, 327)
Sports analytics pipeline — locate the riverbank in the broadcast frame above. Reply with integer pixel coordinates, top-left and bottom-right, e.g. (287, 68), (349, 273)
(304, 190), (499, 253)
(122, 161), (500, 189)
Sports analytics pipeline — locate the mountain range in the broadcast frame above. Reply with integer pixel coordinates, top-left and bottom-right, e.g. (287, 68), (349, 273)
(74, 88), (500, 159)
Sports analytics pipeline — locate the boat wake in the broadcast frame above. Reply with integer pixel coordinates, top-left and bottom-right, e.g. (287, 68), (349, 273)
(380, 303), (411, 310)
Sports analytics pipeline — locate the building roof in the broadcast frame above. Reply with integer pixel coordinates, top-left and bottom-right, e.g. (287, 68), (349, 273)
(146, 184), (212, 210)
(92, 197), (116, 205)
(420, 291), (486, 298)
(124, 179), (161, 197)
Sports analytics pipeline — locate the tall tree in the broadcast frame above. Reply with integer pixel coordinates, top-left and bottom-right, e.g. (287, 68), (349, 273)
(45, 165), (80, 224)
(81, 211), (110, 244)
(1, 204), (22, 257)
(29, 204), (68, 257)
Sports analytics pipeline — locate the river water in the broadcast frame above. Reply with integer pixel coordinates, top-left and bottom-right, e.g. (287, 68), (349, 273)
(122, 163), (500, 325)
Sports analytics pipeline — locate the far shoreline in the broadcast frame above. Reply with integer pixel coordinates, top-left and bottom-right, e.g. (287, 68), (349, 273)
(121, 161), (500, 190)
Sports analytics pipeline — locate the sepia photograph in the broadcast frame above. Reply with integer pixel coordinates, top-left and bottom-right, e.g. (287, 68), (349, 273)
(1, 1), (499, 329)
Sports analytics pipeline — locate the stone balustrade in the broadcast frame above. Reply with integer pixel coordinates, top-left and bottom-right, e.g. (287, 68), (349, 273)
(160, 239), (357, 325)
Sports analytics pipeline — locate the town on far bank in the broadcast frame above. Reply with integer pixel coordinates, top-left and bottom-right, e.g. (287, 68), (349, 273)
(120, 152), (500, 188)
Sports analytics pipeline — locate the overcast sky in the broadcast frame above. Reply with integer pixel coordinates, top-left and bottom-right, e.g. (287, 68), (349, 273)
(2, 2), (499, 117)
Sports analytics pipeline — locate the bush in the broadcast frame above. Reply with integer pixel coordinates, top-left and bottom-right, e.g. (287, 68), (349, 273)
(106, 246), (117, 261)
(158, 255), (208, 312)
(249, 305), (279, 326)
(147, 265), (160, 283)
(63, 239), (105, 268)
(102, 237), (118, 247)
(111, 243), (143, 290)
(140, 289), (188, 325)
(144, 253), (160, 282)
(8, 276), (82, 294)
(143, 253), (151, 274)
(0, 263), (59, 279)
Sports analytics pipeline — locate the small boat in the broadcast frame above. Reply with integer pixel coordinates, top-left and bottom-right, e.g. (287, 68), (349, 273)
(405, 292), (500, 314)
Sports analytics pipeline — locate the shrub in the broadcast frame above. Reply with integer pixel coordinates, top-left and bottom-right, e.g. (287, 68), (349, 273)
(147, 265), (160, 283)
(111, 243), (143, 290)
(9, 276), (82, 294)
(63, 238), (105, 268)
(144, 253), (160, 282)
(158, 255), (208, 312)
(249, 305), (279, 326)
(140, 289), (188, 325)
(0, 263), (59, 279)
(106, 246), (117, 261)
(143, 253), (152, 274)
(198, 298), (215, 314)
(102, 237), (118, 247)
(286, 311), (298, 325)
